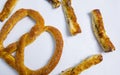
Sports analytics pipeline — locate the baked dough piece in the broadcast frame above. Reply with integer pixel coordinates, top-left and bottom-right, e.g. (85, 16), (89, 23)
(0, 8), (45, 70)
(0, 9), (63, 75)
(0, 0), (18, 21)
(62, 0), (81, 35)
(48, 0), (61, 8)
(60, 54), (103, 75)
(16, 26), (63, 75)
(91, 9), (115, 52)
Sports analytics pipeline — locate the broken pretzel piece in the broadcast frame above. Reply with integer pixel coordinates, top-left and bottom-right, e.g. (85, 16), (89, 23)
(91, 9), (115, 52)
(62, 0), (81, 35)
(0, 0), (18, 21)
(48, 0), (61, 8)
(60, 54), (103, 75)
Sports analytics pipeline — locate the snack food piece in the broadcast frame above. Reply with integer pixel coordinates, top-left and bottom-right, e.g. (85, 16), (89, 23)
(0, 8), (45, 70)
(60, 54), (103, 75)
(0, 0), (18, 21)
(0, 9), (63, 75)
(91, 9), (115, 52)
(16, 26), (63, 75)
(48, 0), (61, 8)
(62, 0), (81, 35)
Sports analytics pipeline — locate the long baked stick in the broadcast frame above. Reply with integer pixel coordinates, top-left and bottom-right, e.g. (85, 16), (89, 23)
(0, 0), (18, 21)
(60, 54), (103, 75)
(91, 9), (115, 52)
(62, 0), (81, 35)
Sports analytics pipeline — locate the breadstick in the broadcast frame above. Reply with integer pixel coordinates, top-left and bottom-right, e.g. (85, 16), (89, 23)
(61, 54), (103, 75)
(62, 0), (81, 35)
(91, 9), (115, 52)
(48, 0), (61, 8)
(0, 0), (18, 21)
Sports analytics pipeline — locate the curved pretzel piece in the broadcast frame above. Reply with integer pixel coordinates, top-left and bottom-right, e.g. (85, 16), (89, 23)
(0, 0), (18, 22)
(0, 8), (45, 70)
(62, 0), (81, 35)
(91, 9), (115, 52)
(48, 0), (61, 8)
(60, 54), (103, 75)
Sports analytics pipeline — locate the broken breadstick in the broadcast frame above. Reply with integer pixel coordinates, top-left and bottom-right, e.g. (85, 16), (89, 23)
(62, 0), (81, 35)
(61, 54), (103, 75)
(91, 9), (115, 52)
(0, 0), (18, 21)
(48, 0), (61, 8)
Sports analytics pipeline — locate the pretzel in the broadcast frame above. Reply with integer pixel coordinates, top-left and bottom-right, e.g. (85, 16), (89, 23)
(62, 0), (81, 35)
(91, 9), (115, 52)
(15, 26), (63, 75)
(48, 0), (61, 8)
(0, 8), (63, 75)
(0, 0), (18, 21)
(60, 54), (103, 75)
(0, 8), (45, 70)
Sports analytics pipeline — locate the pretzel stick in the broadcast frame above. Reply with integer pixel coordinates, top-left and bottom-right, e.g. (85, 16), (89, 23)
(60, 54), (103, 75)
(91, 9), (115, 52)
(62, 0), (81, 35)
(0, 0), (18, 21)
(48, 0), (61, 8)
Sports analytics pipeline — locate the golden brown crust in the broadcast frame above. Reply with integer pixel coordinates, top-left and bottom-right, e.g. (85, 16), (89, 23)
(0, 0), (18, 21)
(15, 26), (63, 75)
(0, 9), (63, 75)
(48, 0), (61, 8)
(62, 0), (81, 35)
(91, 9), (115, 52)
(0, 8), (44, 72)
(60, 54), (103, 75)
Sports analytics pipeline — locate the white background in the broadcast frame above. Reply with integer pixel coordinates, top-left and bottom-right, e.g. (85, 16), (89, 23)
(0, 0), (120, 75)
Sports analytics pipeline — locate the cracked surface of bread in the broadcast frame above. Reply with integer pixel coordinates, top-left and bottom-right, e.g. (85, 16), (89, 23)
(62, 0), (81, 35)
(91, 9), (115, 52)
(60, 54), (103, 75)
(0, 0), (18, 21)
